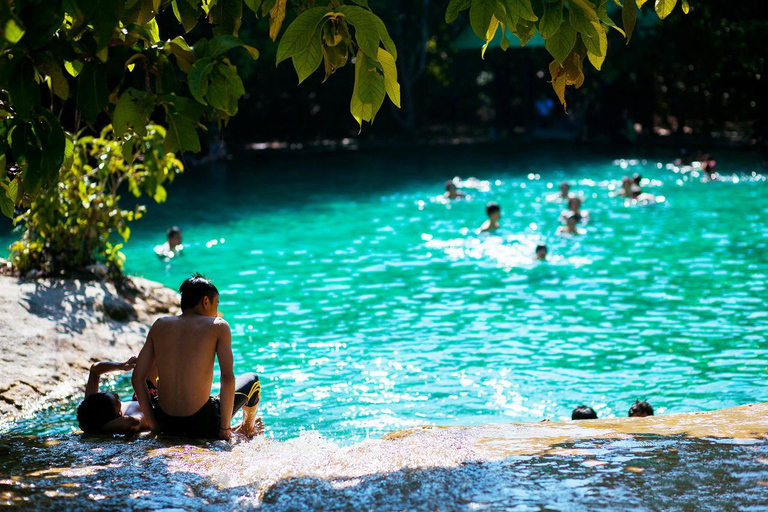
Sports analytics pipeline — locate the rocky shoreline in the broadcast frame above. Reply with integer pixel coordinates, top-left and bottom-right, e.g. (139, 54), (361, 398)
(0, 274), (178, 416)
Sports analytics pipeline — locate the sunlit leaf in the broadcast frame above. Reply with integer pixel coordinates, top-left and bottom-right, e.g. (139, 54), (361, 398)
(655, 0), (677, 19)
(276, 7), (330, 65)
(545, 20), (577, 65)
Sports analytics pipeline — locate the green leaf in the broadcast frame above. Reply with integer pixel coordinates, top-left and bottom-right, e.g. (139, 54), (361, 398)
(206, 67), (231, 112)
(377, 47), (400, 108)
(597, 0), (625, 36)
(276, 7), (330, 65)
(545, 20), (576, 65)
(372, 13), (397, 60)
(469, 0), (496, 39)
(114, 89), (153, 138)
(172, 0), (200, 33)
(350, 50), (385, 129)
(209, 0), (243, 36)
(6, 61), (40, 118)
(164, 111), (201, 154)
(218, 63), (245, 98)
(586, 22), (608, 69)
(539, 1), (563, 38)
(445, 0), (471, 23)
(515, 19), (536, 46)
(655, 0), (676, 19)
(0, 181), (14, 218)
(36, 54), (71, 101)
(244, 0), (262, 14)
(76, 0), (120, 48)
(292, 29), (323, 83)
(516, 0), (538, 21)
(76, 63), (109, 123)
(205, 35), (260, 59)
(622, 0), (637, 43)
(337, 5), (382, 59)
(64, 60), (83, 77)
(4, 18), (25, 43)
(188, 57), (214, 105)
(122, 0), (160, 25)
(35, 110), (66, 185)
(167, 36), (197, 72)
(351, 0), (369, 7)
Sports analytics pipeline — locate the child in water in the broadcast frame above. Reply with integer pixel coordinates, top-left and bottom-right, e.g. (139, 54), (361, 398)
(477, 202), (501, 233)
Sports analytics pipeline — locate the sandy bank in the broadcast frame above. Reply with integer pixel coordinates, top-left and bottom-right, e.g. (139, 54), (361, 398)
(0, 274), (178, 416)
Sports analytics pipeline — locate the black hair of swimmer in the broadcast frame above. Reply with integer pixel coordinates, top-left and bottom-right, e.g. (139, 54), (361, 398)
(633, 173), (642, 186)
(77, 393), (120, 433)
(180, 273), (219, 310)
(486, 202), (501, 215)
(536, 244), (547, 253)
(572, 405), (598, 420)
(628, 400), (654, 417)
(167, 226), (181, 238)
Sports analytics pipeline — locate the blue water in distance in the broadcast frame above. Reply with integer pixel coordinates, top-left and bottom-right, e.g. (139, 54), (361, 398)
(3, 145), (768, 442)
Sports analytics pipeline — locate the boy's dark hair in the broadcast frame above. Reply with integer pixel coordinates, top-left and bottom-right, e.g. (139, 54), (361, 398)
(572, 405), (598, 420)
(179, 273), (219, 310)
(628, 400), (654, 417)
(77, 393), (119, 433)
(167, 226), (181, 237)
(486, 202), (501, 215)
(633, 173), (643, 185)
(536, 245), (547, 252)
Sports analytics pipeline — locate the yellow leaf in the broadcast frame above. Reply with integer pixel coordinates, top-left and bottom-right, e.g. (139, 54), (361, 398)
(654, 0), (677, 19)
(570, 0), (598, 20)
(587, 22), (607, 69)
(636, 0), (649, 8)
(682, 0), (689, 14)
(481, 15), (501, 59)
(377, 47), (400, 108)
(269, 0), (287, 41)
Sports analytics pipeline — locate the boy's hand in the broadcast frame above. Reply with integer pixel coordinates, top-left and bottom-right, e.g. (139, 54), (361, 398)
(218, 427), (232, 441)
(121, 356), (138, 371)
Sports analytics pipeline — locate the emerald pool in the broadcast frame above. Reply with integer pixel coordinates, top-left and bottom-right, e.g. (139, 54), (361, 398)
(4, 144), (768, 442)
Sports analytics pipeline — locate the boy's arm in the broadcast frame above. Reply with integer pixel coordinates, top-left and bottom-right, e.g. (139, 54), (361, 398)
(215, 320), (235, 440)
(131, 328), (159, 431)
(100, 415), (143, 434)
(84, 357), (137, 397)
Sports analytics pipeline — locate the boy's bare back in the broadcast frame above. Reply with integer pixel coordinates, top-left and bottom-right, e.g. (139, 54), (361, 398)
(149, 315), (230, 416)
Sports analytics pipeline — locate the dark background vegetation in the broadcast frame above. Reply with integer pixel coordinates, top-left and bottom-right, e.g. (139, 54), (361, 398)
(172, 0), (768, 159)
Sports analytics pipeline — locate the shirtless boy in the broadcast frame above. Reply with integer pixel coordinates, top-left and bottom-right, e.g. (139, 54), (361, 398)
(132, 274), (262, 439)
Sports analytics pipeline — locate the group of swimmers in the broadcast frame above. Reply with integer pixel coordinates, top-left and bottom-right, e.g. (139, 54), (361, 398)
(442, 168), (668, 262)
(571, 400), (654, 421)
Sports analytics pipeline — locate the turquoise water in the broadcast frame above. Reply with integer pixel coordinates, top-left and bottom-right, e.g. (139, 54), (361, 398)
(4, 145), (768, 442)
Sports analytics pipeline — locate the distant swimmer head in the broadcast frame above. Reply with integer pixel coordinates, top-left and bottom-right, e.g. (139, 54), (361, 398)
(486, 201), (501, 221)
(565, 211), (581, 232)
(560, 181), (570, 196)
(572, 405), (598, 420)
(567, 196), (582, 211)
(180, 273), (220, 316)
(77, 392), (121, 433)
(628, 400), (654, 417)
(535, 244), (548, 260)
(633, 173), (643, 186)
(445, 180), (456, 192)
(167, 226), (182, 250)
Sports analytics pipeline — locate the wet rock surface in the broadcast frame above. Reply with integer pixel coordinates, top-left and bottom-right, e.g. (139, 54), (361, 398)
(0, 275), (178, 416)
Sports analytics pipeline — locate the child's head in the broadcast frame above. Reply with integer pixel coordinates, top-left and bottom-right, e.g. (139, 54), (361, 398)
(535, 244), (548, 260)
(628, 400), (654, 417)
(486, 202), (501, 221)
(77, 392), (121, 433)
(571, 405), (597, 420)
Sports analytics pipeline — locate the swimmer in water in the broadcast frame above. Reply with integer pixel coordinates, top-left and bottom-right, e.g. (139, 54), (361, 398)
(616, 176), (634, 197)
(560, 196), (589, 224)
(628, 400), (654, 417)
(535, 244), (548, 261)
(444, 180), (466, 200)
(155, 226), (183, 259)
(630, 188), (659, 204)
(557, 211), (583, 235)
(702, 158), (718, 181)
(547, 181), (571, 202)
(477, 202), (501, 233)
(633, 173), (643, 187)
(572, 405), (597, 420)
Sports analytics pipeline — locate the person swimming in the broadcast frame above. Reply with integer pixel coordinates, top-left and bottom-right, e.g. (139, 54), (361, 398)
(547, 181), (572, 202)
(560, 196), (589, 224)
(477, 202), (501, 233)
(557, 211), (583, 236)
(155, 226), (183, 259)
(628, 400), (654, 417)
(572, 405), (597, 420)
(444, 180), (466, 200)
(535, 244), (548, 261)
(616, 176), (634, 197)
